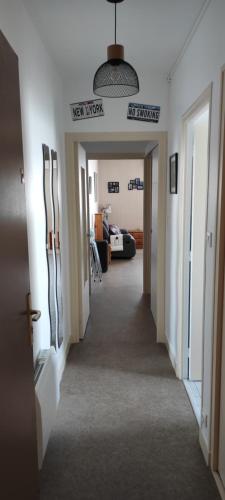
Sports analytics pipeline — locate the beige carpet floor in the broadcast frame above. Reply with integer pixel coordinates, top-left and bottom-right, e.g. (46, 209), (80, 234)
(40, 251), (220, 500)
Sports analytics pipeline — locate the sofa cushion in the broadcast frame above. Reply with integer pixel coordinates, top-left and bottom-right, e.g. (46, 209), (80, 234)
(109, 224), (121, 235)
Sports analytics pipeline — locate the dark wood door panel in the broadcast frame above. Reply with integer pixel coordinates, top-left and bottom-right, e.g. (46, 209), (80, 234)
(0, 30), (39, 499)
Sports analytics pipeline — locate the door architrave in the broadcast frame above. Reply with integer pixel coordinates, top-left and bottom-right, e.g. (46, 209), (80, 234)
(65, 132), (167, 344)
(177, 85), (212, 381)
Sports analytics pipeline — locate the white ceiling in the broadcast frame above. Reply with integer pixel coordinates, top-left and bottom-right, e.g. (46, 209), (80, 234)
(82, 140), (157, 156)
(22, 0), (208, 79)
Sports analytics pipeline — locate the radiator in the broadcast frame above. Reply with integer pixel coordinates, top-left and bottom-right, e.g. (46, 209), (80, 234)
(35, 347), (59, 469)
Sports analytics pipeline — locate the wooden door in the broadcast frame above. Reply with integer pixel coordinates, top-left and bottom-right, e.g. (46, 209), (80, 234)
(77, 144), (90, 338)
(0, 31), (39, 499)
(218, 278), (225, 487)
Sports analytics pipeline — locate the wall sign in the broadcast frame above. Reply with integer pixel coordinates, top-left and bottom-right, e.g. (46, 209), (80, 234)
(70, 99), (104, 121)
(127, 103), (160, 123)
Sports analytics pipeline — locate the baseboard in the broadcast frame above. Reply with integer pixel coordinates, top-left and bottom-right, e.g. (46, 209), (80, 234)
(57, 336), (72, 384)
(165, 337), (177, 373)
(213, 472), (225, 500)
(199, 427), (210, 465)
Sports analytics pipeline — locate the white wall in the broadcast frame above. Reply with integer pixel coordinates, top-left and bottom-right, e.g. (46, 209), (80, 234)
(166, 0), (225, 453)
(64, 72), (169, 133)
(0, 0), (70, 461)
(151, 148), (159, 325)
(98, 159), (144, 230)
(88, 160), (99, 230)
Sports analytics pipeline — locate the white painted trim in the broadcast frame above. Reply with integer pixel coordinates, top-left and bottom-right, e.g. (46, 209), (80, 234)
(65, 132), (167, 344)
(165, 337), (177, 373)
(65, 137), (82, 343)
(213, 472), (225, 500)
(57, 337), (71, 383)
(168, 0), (212, 79)
(199, 426), (210, 465)
(143, 156), (152, 295)
(176, 85), (212, 379)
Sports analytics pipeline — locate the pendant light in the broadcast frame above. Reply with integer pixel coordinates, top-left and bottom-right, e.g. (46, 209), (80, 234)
(93, 0), (139, 98)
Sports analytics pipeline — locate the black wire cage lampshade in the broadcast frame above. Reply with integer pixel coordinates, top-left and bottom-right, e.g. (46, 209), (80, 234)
(93, 0), (139, 98)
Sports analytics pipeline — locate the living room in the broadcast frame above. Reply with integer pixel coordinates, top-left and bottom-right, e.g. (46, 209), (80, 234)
(89, 158), (144, 273)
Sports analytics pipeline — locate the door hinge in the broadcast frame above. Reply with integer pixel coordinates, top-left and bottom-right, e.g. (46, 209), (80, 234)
(20, 168), (25, 184)
(189, 251), (192, 263)
(201, 412), (208, 428)
(206, 231), (213, 248)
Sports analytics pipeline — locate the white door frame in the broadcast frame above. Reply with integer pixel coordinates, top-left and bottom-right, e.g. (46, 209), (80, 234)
(65, 132), (167, 344)
(176, 85), (212, 380)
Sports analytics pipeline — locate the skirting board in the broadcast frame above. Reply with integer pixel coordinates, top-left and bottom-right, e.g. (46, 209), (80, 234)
(57, 336), (72, 383)
(165, 337), (177, 375)
(213, 472), (225, 500)
(199, 427), (210, 465)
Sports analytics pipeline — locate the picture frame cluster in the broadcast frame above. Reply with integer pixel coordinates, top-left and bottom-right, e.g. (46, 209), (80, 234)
(128, 178), (144, 191)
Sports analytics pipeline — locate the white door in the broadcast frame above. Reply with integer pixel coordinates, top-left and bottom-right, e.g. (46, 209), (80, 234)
(189, 107), (209, 380)
(77, 144), (90, 338)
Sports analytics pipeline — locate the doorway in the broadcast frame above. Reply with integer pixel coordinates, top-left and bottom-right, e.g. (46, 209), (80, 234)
(65, 133), (167, 344)
(181, 99), (210, 424)
(88, 157), (145, 292)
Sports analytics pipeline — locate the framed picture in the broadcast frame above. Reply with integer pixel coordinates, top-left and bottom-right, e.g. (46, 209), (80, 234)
(137, 185), (143, 190)
(170, 153), (178, 194)
(108, 181), (119, 193)
(128, 183), (133, 190)
(135, 177), (140, 186)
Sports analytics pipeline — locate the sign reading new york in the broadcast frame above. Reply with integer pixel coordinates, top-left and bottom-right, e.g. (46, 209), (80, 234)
(70, 99), (104, 121)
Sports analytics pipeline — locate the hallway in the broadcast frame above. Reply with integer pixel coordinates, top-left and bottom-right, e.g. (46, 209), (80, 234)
(40, 252), (219, 500)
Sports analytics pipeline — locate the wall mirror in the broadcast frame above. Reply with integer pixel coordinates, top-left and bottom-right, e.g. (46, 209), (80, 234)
(42, 144), (63, 349)
(51, 149), (63, 348)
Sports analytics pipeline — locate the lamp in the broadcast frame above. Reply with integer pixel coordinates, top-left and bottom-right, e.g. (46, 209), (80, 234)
(101, 204), (112, 221)
(93, 0), (139, 98)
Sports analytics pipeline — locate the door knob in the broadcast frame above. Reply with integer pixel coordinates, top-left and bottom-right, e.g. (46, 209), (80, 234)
(26, 293), (41, 345)
(30, 310), (41, 322)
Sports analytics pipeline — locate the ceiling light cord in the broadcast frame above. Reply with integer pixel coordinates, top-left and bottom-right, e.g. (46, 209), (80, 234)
(115, 2), (117, 45)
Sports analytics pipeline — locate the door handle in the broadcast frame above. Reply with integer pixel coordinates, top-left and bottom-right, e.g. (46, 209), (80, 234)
(30, 310), (41, 322)
(26, 293), (41, 345)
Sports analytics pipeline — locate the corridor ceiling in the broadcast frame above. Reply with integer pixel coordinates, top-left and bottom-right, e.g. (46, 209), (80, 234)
(22, 0), (208, 79)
